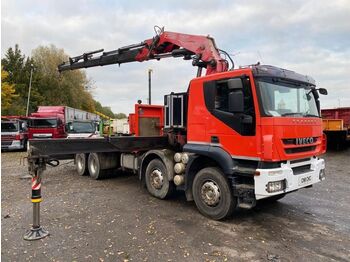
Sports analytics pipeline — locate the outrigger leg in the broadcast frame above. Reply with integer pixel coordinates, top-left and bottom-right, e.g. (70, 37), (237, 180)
(23, 156), (49, 241)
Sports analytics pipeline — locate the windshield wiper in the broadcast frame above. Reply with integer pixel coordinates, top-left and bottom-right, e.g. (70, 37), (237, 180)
(304, 114), (319, 117)
(281, 112), (303, 117)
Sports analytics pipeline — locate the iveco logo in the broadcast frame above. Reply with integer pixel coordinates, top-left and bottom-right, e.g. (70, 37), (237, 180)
(296, 137), (314, 145)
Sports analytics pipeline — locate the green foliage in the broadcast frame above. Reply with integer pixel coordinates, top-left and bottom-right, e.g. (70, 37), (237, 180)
(31, 45), (96, 112)
(1, 67), (18, 113)
(1, 44), (114, 116)
(1, 45), (38, 115)
(94, 101), (115, 118)
(115, 113), (127, 119)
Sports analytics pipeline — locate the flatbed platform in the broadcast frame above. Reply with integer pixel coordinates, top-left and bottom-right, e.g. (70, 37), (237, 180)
(29, 136), (169, 160)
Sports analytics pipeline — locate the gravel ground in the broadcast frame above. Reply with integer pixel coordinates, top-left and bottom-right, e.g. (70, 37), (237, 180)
(1, 149), (350, 261)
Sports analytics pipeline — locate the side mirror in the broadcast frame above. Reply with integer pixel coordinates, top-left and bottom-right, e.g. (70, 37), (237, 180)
(318, 88), (328, 95)
(227, 78), (243, 90)
(228, 91), (244, 113)
(21, 122), (27, 130)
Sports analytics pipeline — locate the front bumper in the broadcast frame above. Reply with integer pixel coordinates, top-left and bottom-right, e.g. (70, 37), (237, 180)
(254, 157), (325, 200)
(32, 133), (53, 138)
(1, 140), (24, 150)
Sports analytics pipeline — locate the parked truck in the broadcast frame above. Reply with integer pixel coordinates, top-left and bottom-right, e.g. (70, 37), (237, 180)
(28, 28), (328, 220)
(1, 116), (28, 151)
(28, 106), (100, 139)
(322, 107), (350, 149)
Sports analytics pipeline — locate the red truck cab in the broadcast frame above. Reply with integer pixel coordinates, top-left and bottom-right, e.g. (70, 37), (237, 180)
(181, 65), (326, 201)
(28, 107), (66, 139)
(1, 116), (29, 151)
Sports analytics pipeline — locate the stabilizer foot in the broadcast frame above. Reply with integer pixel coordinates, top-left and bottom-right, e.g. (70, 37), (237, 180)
(23, 226), (49, 241)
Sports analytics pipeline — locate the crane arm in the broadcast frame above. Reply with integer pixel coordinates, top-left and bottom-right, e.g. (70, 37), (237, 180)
(58, 27), (230, 76)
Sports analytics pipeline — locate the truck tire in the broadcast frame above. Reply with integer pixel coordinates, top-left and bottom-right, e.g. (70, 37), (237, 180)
(145, 159), (174, 199)
(192, 167), (236, 220)
(75, 153), (89, 176)
(88, 153), (107, 180)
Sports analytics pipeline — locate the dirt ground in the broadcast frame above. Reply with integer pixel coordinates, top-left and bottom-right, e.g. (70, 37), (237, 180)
(1, 148), (350, 262)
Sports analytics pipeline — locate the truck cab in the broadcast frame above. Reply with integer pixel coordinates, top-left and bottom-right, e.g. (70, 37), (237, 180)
(1, 117), (28, 151)
(66, 120), (100, 138)
(28, 116), (66, 139)
(174, 65), (326, 213)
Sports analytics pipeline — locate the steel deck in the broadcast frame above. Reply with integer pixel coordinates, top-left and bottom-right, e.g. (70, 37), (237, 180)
(29, 136), (169, 159)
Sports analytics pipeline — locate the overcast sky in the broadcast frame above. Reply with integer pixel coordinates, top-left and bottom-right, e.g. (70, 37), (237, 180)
(2, 0), (349, 114)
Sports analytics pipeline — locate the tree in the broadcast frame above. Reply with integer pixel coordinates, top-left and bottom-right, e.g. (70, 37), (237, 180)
(1, 45), (35, 115)
(31, 45), (96, 112)
(1, 67), (18, 113)
(1, 44), (115, 116)
(94, 101), (115, 118)
(115, 113), (127, 119)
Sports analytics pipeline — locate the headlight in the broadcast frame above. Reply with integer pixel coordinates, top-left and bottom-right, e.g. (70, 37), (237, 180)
(266, 180), (286, 193)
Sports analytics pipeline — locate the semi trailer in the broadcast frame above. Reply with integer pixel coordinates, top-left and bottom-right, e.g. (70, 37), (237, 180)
(28, 27), (328, 220)
(322, 107), (350, 149)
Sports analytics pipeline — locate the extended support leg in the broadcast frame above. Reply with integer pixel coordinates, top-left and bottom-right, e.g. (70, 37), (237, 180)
(24, 158), (49, 241)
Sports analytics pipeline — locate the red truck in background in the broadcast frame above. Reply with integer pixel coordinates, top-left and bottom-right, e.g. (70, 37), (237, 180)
(28, 106), (100, 139)
(322, 107), (350, 149)
(1, 116), (28, 151)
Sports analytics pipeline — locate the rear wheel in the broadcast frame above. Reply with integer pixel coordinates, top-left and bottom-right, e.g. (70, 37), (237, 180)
(75, 153), (89, 176)
(192, 167), (236, 220)
(88, 153), (107, 180)
(145, 159), (174, 199)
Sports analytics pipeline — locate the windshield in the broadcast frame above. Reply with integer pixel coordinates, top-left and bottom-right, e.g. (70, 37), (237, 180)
(256, 79), (319, 117)
(29, 118), (58, 128)
(68, 122), (95, 133)
(1, 122), (19, 132)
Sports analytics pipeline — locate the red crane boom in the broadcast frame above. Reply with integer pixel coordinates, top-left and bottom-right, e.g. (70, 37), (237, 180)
(58, 27), (230, 76)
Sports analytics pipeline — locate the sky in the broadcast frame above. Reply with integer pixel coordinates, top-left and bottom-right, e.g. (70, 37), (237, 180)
(2, 0), (350, 114)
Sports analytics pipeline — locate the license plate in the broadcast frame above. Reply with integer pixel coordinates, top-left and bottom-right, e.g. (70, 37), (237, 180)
(298, 174), (313, 186)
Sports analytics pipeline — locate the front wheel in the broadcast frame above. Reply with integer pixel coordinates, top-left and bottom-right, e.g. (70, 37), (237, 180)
(192, 167), (236, 220)
(145, 159), (174, 199)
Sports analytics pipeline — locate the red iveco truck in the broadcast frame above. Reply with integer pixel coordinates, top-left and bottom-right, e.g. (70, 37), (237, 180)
(28, 106), (100, 139)
(28, 27), (328, 220)
(1, 116), (28, 151)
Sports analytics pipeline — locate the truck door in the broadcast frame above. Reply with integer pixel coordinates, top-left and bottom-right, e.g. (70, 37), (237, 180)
(200, 74), (259, 159)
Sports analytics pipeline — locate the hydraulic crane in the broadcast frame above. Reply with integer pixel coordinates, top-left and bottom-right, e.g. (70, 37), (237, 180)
(28, 26), (327, 220)
(58, 26), (231, 77)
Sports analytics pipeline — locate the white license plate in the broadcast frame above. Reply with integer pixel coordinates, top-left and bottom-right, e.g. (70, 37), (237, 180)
(298, 174), (313, 186)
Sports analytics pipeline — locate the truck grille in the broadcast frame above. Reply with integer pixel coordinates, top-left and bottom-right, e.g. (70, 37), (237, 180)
(285, 146), (316, 154)
(1, 141), (12, 146)
(1, 135), (15, 141)
(292, 164), (311, 175)
(282, 137), (320, 155)
(290, 158), (310, 164)
(283, 137), (318, 145)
